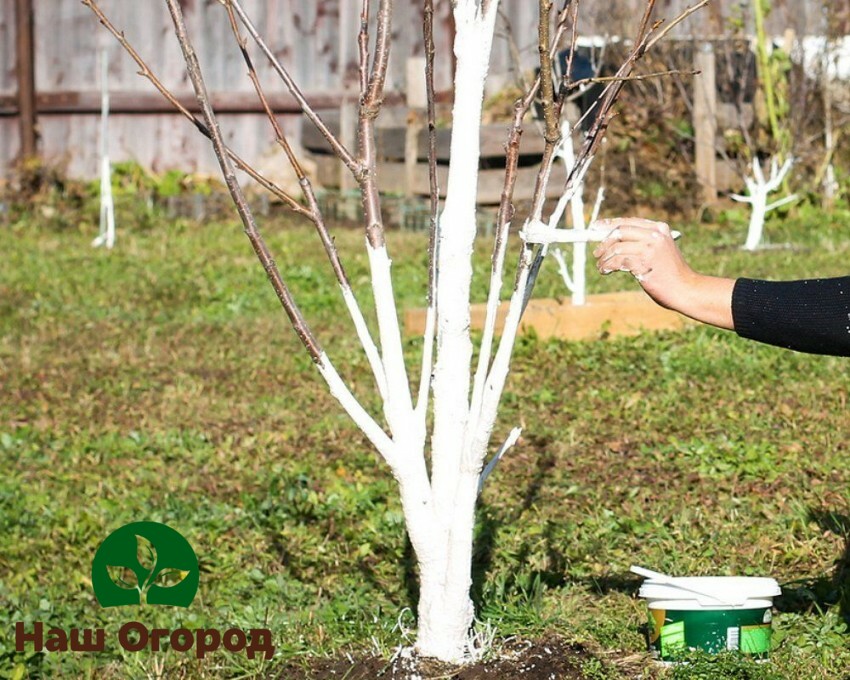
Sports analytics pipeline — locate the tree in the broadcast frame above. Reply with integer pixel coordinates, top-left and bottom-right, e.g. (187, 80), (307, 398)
(85, 0), (704, 663)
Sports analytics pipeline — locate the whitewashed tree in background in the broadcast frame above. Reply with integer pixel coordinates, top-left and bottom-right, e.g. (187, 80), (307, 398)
(92, 48), (115, 249)
(550, 121), (605, 305)
(731, 156), (797, 250)
(86, 0), (702, 663)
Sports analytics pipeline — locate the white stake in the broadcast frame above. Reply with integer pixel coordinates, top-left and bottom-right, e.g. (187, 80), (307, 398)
(93, 48), (116, 250)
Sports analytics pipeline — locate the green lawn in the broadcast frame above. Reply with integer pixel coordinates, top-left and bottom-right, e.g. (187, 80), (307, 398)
(2, 200), (850, 678)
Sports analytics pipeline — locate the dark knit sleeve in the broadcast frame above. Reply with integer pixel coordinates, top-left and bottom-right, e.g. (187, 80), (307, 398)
(731, 277), (850, 357)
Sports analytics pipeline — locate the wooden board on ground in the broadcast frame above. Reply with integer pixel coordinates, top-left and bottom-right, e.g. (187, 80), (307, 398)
(312, 154), (567, 204)
(302, 110), (548, 161)
(404, 291), (690, 341)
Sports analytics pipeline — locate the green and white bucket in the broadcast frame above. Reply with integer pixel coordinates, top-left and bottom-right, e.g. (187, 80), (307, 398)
(633, 566), (781, 662)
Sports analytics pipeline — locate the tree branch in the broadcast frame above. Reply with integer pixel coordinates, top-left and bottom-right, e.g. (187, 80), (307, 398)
(228, 0), (361, 176)
(161, 0), (393, 459)
(81, 0), (309, 217)
(222, 0), (388, 403)
(416, 0), (441, 417)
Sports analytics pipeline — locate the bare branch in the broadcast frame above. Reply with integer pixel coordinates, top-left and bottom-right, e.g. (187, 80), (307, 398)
(537, 0), (560, 144)
(570, 68), (699, 89)
(161, 0), (393, 457)
(416, 0), (441, 416)
(646, 0), (712, 51)
(81, 0), (309, 217)
(228, 0), (361, 176)
(363, 0), (393, 119)
(223, 0), (389, 402)
(359, 0), (371, 94)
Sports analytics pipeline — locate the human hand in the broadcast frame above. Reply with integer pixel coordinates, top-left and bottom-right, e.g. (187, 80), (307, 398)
(591, 217), (694, 311)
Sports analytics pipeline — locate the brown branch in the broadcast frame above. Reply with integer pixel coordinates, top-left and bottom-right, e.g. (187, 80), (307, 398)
(646, 0), (712, 51)
(358, 0), (394, 248)
(359, 0), (371, 95)
(569, 68), (699, 89)
(537, 0), (559, 144)
(222, 1), (357, 301)
(228, 0), (361, 176)
(81, 0), (309, 217)
(162, 0), (322, 362)
(363, 0), (393, 118)
(424, 0), (440, 308)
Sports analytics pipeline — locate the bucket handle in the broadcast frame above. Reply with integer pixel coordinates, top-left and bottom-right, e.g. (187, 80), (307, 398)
(631, 566), (747, 606)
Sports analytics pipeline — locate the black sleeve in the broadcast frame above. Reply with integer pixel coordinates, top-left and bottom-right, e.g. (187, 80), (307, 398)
(731, 277), (850, 357)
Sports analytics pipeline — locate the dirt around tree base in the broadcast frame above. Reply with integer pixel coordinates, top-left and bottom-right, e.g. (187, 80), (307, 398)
(277, 636), (619, 679)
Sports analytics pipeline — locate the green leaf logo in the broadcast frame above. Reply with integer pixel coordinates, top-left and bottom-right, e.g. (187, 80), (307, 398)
(92, 522), (199, 608)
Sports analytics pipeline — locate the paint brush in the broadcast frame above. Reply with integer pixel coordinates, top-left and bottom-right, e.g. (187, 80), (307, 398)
(521, 222), (682, 245)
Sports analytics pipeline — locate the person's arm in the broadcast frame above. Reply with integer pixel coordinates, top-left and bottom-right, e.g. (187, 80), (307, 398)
(732, 277), (850, 356)
(591, 217), (735, 329)
(592, 217), (850, 357)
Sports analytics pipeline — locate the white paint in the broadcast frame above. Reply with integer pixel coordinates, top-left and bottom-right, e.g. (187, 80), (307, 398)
(340, 285), (389, 403)
(366, 243), (414, 434)
(731, 157), (797, 251)
(317, 353), (395, 463)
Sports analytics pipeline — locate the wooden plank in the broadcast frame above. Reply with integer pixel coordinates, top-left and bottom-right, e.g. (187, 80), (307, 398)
(303, 110), (549, 160)
(312, 154), (568, 204)
(694, 42), (718, 203)
(15, 0), (37, 158)
(0, 90), (404, 116)
(405, 291), (689, 341)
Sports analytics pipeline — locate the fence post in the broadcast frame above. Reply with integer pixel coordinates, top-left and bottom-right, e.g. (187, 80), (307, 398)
(405, 57), (427, 198)
(15, 0), (37, 160)
(693, 42), (717, 203)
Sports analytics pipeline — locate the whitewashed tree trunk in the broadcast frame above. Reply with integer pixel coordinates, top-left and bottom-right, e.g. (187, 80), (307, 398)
(550, 121), (605, 306)
(420, 1), (500, 660)
(731, 156), (796, 251)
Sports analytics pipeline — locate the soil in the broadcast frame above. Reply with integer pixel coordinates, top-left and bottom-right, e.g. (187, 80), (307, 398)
(276, 636), (620, 679)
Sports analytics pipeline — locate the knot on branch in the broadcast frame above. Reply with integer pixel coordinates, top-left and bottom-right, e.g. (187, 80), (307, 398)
(360, 101), (383, 121)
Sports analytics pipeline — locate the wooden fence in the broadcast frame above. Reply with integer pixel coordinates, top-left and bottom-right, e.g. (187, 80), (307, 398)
(0, 0), (830, 181)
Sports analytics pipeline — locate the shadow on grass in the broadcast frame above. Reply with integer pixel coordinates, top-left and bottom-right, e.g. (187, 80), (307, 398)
(775, 509), (850, 623)
(471, 439), (582, 615)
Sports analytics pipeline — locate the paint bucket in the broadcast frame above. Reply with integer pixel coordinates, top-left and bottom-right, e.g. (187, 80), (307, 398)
(638, 575), (781, 662)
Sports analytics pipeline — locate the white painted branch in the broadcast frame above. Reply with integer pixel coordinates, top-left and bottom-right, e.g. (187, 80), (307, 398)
(558, 121), (588, 306)
(551, 247), (575, 292)
(340, 285), (389, 403)
(477, 427), (521, 494)
(365, 243), (414, 434)
(317, 353), (396, 465)
(431, 6), (498, 519)
(469, 217), (512, 435)
(765, 194), (799, 212)
(590, 186), (606, 224)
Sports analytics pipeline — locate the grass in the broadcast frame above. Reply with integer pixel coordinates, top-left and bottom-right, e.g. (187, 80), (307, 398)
(2, 197), (850, 678)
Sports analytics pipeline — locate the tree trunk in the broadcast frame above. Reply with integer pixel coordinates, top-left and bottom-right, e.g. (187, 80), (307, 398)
(416, 1), (500, 663)
(414, 471), (480, 662)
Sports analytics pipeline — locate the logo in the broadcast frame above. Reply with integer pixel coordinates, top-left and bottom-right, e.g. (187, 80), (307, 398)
(91, 521), (199, 608)
(15, 521), (275, 660)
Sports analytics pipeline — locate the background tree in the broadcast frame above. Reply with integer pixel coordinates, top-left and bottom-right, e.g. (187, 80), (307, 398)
(86, 0), (703, 663)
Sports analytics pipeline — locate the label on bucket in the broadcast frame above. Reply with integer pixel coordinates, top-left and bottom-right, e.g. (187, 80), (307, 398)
(648, 607), (772, 661)
(740, 625), (771, 654)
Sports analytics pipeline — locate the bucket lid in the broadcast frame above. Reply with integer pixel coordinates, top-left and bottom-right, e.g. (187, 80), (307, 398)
(638, 576), (781, 607)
